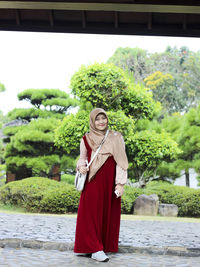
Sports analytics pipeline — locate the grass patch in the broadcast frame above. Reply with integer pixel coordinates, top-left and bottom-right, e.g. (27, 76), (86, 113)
(0, 203), (200, 223)
(0, 203), (27, 213)
(121, 214), (200, 223)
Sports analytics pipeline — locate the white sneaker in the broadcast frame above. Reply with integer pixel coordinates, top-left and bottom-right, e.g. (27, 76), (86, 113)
(91, 251), (109, 262)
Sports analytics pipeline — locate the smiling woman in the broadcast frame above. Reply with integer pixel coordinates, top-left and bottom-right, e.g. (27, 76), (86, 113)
(94, 113), (108, 130)
(74, 108), (128, 262)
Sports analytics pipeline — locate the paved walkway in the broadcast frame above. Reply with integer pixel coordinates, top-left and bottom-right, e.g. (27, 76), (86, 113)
(0, 212), (200, 266)
(0, 212), (200, 250)
(1, 248), (200, 267)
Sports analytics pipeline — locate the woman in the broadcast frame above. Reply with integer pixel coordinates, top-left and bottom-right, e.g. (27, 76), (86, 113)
(74, 108), (128, 262)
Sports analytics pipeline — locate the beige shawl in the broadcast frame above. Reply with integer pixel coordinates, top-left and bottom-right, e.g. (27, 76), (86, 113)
(86, 108), (128, 182)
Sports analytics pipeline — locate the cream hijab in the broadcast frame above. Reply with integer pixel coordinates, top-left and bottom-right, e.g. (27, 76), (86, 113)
(86, 108), (128, 182)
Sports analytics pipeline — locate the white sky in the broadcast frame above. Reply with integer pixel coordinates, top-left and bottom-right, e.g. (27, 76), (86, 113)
(0, 30), (200, 115)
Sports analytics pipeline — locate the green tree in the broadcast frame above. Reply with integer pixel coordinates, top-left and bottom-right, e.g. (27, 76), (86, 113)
(70, 62), (128, 111)
(4, 89), (78, 179)
(149, 46), (193, 112)
(107, 47), (150, 82)
(8, 89), (78, 122)
(0, 81), (6, 183)
(70, 62), (160, 120)
(54, 63), (180, 187)
(5, 118), (61, 177)
(144, 71), (181, 114)
(126, 130), (181, 187)
(122, 81), (161, 120)
(156, 109), (200, 187)
(181, 50), (200, 108)
(176, 106), (200, 186)
(108, 46), (200, 113)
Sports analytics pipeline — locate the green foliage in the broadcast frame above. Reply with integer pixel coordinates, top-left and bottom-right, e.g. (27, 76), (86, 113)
(40, 186), (80, 213)
(0, 108), (8, 164)
(121, 185), (143, 213)
(144, 71), (180, 114)
(1, 178), (199, 217)
(5, 118), (63, 176)
(7, 108), (65, 122)
(0, 138), (4, 163)
(0, 177), (55, 209)
(61, 174), (75, 185)
(18, 89), (78, 111)
(55, 110), (90, 155)
(70, 62), (129, 110)
(127, 130), (182, 181)
(176, 105), (200, 174)
(0, 164), (6, 186)
(106, 110), (135, 143)
(108, 46), (200, 113)
(159, 105), (200, 181)
(121, 82), (161, 120)
(60, 155), (77, 174)
(0, 177), (80, 213)
(0, 82), (6, 93)
(3, 125), (24, 140)
(70, 62), (159, 121)
(156, 160), (182, 180)
(144, 181), (200, 217)
(6, 118), (59, 153)
(4, 87), (78, 178)
(107, 47), (150, 82)
(6, 155), (60, 175)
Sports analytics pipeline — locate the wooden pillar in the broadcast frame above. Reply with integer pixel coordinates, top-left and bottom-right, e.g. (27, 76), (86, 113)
(51, 164), (61, 182)
(6, 173), (16, 183)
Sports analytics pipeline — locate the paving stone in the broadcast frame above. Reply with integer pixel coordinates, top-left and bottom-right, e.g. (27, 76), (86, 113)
(0, 211), (200, 260)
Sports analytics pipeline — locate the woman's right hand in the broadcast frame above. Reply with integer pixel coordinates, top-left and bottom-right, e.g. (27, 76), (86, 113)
(79, 166), (89, 174)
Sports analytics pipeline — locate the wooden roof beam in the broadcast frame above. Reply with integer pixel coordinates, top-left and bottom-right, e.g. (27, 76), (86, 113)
(1, 2), (200, 15)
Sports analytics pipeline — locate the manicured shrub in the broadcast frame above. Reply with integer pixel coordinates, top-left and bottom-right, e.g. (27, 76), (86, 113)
(0, 177), (80, 213)
(0, 178), (199, 217)
(0, 177), (54, 207)
(61, 174), (75, 185)
(143, 181), (200, 217)
(121, 185), (143, 214)
(40, 186), (80, 213)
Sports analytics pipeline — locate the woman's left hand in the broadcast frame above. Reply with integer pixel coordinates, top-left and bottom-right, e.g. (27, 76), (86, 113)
(115, 184), (124, 197)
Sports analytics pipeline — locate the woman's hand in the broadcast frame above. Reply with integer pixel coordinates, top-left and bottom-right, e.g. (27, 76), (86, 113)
(79, 166), (89, 174)
(115, 184), (124, 197)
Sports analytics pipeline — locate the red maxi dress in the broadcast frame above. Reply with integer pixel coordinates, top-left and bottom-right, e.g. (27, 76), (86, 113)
(74, 135), (121, 253)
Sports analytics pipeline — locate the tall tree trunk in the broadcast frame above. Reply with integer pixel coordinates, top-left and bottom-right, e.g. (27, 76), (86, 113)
(185, 169), (190, 187)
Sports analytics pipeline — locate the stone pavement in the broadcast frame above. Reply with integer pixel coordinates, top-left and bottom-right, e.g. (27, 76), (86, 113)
(0, 212), (200, 259)
(1, 247), (200, 267)
(0, 212), (200, 256)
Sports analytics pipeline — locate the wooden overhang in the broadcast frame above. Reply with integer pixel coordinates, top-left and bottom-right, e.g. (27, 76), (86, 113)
(0, 1), (200, 37)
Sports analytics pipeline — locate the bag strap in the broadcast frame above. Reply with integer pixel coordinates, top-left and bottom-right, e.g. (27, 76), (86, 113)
(86, 129), (109, 168)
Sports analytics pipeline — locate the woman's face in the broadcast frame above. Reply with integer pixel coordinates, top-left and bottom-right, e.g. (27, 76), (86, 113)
(94, 113), (108, 131)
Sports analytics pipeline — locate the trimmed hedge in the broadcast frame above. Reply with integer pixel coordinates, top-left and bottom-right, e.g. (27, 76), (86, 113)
(61, 174), (74, 185)
(143, 181), (200, 217)
(0, 178), (200, 217)
(0, 177), (80, 213)
(121, 186), (143, 214)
